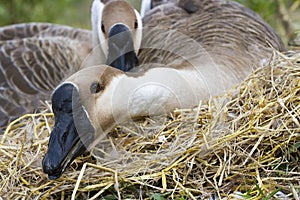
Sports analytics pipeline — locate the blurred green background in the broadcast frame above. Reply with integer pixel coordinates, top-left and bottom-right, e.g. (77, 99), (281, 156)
(0, 0), (299, 44)
(0, 0), (140, 28)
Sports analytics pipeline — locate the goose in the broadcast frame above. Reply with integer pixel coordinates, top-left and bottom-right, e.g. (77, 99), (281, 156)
(0, 23), (93, 130)
(91, 0), (142, 70)
(0, 0), (142, 131)
(42, 0), (286, 179)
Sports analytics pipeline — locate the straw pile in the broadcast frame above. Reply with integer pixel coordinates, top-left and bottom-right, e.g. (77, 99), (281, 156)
(0, 50), (300, 199)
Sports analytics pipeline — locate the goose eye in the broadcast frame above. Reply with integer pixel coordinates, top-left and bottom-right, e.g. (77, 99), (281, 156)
(90, 82), (102, 94)
(101, 22), (105, 33)
(134, 19), (138, 29)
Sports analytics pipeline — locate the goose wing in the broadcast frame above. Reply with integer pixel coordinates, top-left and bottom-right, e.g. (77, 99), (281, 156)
(0, 22), (92, 42)
(140, 0), (285, 68)
(0, 23), (93, 131)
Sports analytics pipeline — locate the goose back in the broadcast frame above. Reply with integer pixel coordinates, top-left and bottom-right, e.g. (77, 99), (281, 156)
(139, 0), (286, 76)
(0, 22), (92, 42)
(0, 23), (93, 130)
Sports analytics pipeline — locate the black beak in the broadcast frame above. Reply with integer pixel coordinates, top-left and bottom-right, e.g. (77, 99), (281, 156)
(106, 24), (138, 72)
(42, 83), (94, 180)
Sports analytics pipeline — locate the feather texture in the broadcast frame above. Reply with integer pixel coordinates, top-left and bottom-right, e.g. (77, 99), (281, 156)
(0, 23), (93, 129)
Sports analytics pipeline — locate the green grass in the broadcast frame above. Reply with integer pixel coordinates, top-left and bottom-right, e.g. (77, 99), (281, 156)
(0, 0), (90, 28)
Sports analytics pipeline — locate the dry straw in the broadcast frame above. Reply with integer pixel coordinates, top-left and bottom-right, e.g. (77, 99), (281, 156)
(0, 51), (299, 199)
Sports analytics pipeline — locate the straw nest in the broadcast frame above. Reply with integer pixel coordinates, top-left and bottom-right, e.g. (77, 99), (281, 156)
(1, 51), (300, 200)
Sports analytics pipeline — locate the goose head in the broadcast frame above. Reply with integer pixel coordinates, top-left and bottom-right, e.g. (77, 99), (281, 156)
(42, 63), (201, 179)
(42, 65), (124, 179)
(91, 0), (142, 71)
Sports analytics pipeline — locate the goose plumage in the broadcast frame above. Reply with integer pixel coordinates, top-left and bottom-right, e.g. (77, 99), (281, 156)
(42, 0), (286, 179)
(0, 0), (142, 131)
(139, 0), (285, 70)
(0, 23), (92, 129)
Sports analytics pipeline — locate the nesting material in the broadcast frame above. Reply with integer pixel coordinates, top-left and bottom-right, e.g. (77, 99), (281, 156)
(0, 51), (300, 199)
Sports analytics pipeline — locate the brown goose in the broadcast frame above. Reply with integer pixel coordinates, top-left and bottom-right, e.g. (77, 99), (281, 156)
(139, 0), (285, 69)
(42, 0), (286, 179)
(0, 23), (92, 129)
(91, 0), (142, 69)
(0, 0), (142, 131)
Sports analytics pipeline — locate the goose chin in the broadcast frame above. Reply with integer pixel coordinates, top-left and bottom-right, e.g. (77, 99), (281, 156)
(43, 140), (86, 180)
(107, 50), (138, 72)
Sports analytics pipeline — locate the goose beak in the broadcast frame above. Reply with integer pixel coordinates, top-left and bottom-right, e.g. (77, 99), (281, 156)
(106, 24), (138, 72)
(42, 83), (94, 180)
(42, 114), (86, 180)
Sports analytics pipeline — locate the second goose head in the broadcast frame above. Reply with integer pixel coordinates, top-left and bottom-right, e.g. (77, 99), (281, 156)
(91, 0), (142, 71)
